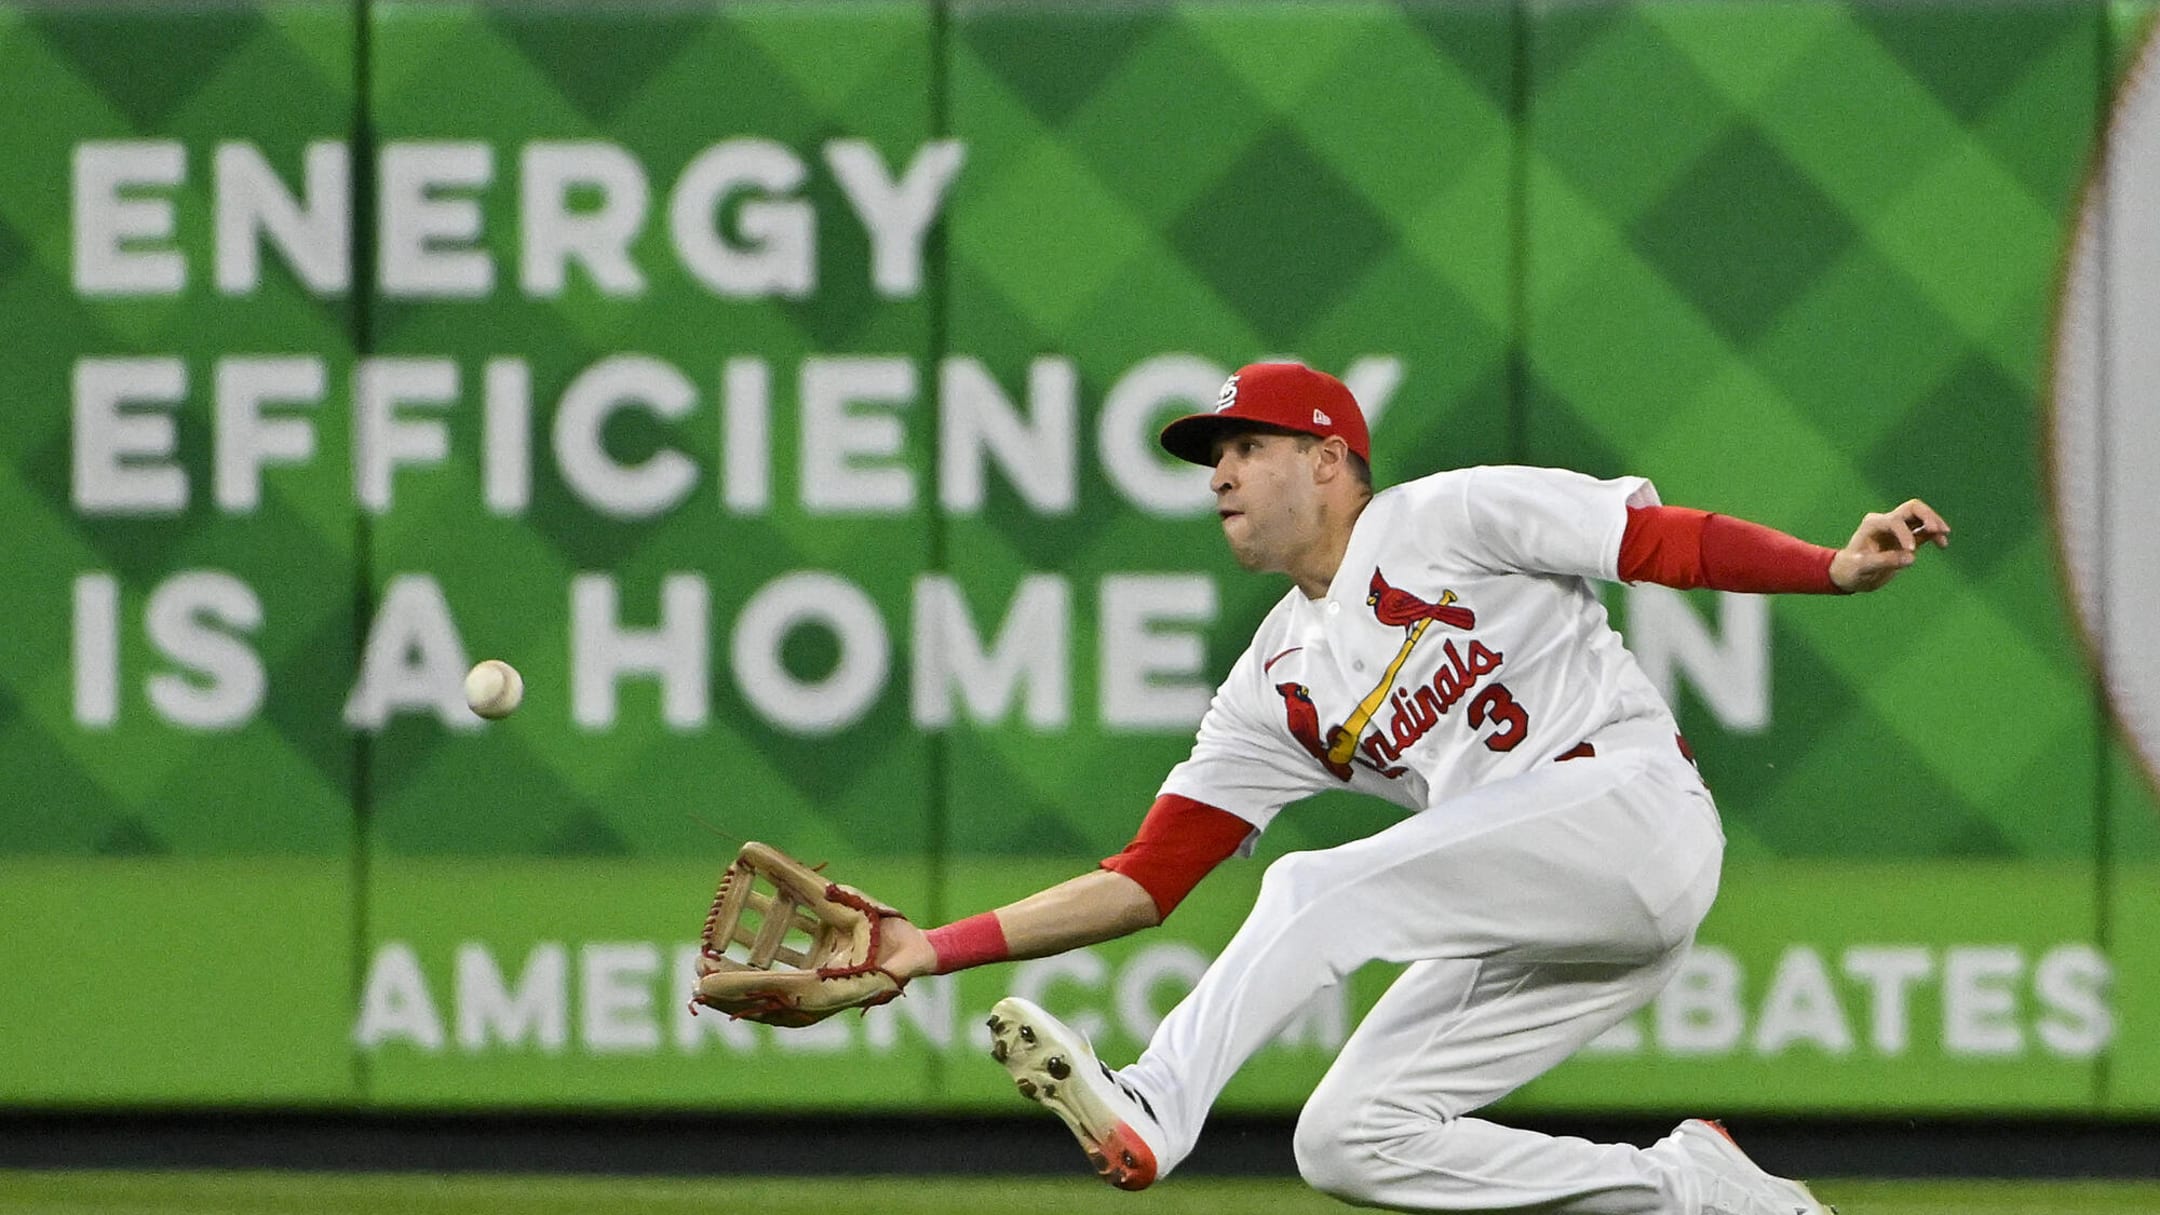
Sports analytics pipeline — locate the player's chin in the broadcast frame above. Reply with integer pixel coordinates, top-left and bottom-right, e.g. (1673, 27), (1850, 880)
(1222, 530), (1268, 572)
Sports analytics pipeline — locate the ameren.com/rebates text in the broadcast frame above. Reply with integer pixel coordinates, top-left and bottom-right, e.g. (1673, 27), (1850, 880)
(353, 937), (2113, 1065)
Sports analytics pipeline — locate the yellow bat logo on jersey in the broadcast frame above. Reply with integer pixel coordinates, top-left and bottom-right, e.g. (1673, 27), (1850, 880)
(1323, 571), (1479, 766)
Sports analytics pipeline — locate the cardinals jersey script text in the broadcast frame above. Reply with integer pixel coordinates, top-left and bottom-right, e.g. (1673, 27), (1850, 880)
(1160, 466), (1679, 834)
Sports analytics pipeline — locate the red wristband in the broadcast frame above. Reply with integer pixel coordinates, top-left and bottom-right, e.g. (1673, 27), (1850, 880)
(926, 911), (1010, 975)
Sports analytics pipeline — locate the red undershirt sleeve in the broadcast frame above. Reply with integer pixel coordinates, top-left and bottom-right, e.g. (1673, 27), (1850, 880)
(1619, 505), (1843, 595)
(1100, 794), (1254, 920)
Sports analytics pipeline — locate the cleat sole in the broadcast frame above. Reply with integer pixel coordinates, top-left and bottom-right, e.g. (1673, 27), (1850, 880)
(988, 997), (1159, 1191)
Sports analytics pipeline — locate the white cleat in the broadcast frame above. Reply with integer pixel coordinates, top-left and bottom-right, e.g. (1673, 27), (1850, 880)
(986, 996), (1166, 1191)
(1673, 1119), (1835, 1215)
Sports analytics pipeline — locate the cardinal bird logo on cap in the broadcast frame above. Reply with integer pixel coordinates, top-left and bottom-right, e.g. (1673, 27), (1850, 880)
(1368, 569), (1476, 630)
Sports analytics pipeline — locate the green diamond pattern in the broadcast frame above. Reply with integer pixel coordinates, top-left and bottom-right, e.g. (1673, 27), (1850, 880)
(1169, 129), (1399, 347)
(1858, 356), (2036, 578)
(947, 1), (1516, 854)
(1627, 127), (1859, 346)
(1527, 0), (2102, 875)
(483, 9), (709, 124)
(1858, 2), (2087, 121)
(0, 0), (2102, 868)
(31, 9), (268, 132)
(3, 0), (2158, 1112)
(360, 1), (941, 872)
(961, 5), (1167, 128)
(0, 4), (358, 861)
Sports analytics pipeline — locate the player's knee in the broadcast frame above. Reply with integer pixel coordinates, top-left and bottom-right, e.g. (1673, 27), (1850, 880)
(1292, 1104), (1366, 1200)
(1294, 1089), (1389, 1202)
(1297, 1091), (1476, 1206)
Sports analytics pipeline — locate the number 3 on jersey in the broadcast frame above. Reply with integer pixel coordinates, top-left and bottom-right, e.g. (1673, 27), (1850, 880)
(1466, 682), (1529, 752)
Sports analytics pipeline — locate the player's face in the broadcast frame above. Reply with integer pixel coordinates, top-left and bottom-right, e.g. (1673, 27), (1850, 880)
(1208, 431), (1323, 572)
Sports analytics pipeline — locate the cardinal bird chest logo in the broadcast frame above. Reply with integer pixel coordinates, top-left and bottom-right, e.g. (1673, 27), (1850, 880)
(1272, 568), (1525, 781)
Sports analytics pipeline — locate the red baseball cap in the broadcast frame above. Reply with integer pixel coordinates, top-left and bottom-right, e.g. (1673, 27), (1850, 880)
(1159, 363), (1371, 468)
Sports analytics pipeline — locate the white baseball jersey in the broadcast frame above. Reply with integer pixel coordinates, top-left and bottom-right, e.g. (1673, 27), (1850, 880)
(1159, 464), (1679, 834)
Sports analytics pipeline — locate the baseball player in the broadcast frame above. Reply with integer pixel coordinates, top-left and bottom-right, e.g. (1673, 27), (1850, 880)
(874, 363), (1948, 1214)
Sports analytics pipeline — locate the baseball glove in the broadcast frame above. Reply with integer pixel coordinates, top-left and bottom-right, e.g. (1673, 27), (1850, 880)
(691, 840), (908, 1027)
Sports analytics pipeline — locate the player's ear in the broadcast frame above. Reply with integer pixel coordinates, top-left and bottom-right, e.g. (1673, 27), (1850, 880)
(1312, 435), (1348, 482)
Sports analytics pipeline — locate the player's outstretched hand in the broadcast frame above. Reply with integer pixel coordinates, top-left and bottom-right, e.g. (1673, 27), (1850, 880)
(878, 916), (939, 983)
(1829, 498), (1950, 593)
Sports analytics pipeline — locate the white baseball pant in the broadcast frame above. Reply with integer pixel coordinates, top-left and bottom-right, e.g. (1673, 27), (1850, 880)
(1120, 720), (1726, 1212)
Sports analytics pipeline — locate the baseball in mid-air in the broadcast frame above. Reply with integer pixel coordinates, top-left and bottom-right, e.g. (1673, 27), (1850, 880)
(464, 659), (524, 720)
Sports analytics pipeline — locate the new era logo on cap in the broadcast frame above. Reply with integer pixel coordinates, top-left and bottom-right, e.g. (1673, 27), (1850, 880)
(1159, 362), (1371, 467)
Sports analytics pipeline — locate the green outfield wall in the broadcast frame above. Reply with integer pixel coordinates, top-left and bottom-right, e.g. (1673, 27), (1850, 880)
(2, 0), (2156, 1116)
